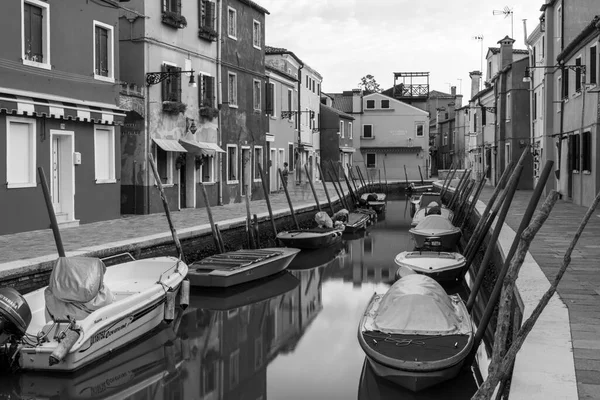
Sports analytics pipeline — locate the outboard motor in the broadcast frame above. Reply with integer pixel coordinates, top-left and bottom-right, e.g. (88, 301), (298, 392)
(0, 287), (32, 346)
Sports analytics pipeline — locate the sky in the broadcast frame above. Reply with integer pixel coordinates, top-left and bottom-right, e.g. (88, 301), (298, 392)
(258, 0), (544, 96)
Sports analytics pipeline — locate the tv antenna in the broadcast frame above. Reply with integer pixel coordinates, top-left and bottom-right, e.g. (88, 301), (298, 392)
(493, 6), (514, 38)
(473, 35), (484, 89)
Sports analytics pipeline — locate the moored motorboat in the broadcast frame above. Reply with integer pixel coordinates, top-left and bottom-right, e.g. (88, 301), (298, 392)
(410, 204), (453, 227)
(357, 275), (474, 392)
(277, 228), (344, 249)
(407, 182), (434, 193)
(409, 215), (461, 251)
(0, 256), (188, 372)
(394, 251), (466, 283)
(187, 247), (300, 288)
(344, 212), (372, 232)
(360, 193), (387, 214)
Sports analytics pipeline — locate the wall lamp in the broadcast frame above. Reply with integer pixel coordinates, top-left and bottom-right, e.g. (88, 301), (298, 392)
(523, 64), (586, 83)
(146, 69), (197, 87)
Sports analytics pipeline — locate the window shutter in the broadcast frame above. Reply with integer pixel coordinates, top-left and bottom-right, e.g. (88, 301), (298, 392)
(176, 0), (182, 13)
(162, 0), (167, 12)
(206, 76), (215, 107)
(199, 0), (205, 27)
(29, 5), (43, 61)
(206, 1), (215, 29)
(591, 48), (597, 84)
(95, 26), (101, 75)
(265, 82), (273, 115)
(161, 64), (168, 102)
(175, 67), (182, 102)
(198, 73), (204, 106)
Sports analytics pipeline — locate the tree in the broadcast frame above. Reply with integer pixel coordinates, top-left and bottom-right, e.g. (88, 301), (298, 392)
(358, 74), (382, 93)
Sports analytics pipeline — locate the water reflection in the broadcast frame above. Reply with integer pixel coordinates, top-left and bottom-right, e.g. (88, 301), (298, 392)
(1, 196), (477, 399)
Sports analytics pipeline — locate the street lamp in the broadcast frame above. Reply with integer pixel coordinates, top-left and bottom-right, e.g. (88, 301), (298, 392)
(146, 69), (197, 87)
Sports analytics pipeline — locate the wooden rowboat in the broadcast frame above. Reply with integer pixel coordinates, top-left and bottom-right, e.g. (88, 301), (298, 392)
(277, 228), (344, 249)
(187, 247), (300, 288)
(344, 212), (372, 233)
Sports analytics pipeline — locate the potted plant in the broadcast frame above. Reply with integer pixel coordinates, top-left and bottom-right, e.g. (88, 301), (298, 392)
(199, 106), (219, 120)
(198, 25), (218, 42)
(162, 101), (187, 114)
(162, 11), (188, 29)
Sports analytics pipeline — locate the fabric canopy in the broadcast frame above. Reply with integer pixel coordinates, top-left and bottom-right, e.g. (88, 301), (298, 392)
(153, 138), (187, 152)
(372, 274), (470, 335)
(414, 215), (455, 231)
(179, 139), (225, 156)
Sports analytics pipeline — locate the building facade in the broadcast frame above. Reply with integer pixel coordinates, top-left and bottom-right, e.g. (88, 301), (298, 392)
(0, 0), (125, 235)
(298, 64), (322, 184)
(319, 102), (355, 180)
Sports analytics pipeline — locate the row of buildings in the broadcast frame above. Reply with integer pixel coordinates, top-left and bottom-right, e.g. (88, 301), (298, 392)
(0, 0), (434, 235)
(434, 0), (600, 206)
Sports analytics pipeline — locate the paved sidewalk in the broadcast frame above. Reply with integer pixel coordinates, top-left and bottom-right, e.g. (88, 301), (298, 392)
(477, 186), (600, 400)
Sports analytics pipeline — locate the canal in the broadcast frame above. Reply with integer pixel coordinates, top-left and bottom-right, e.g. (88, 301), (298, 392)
(1, 195), (479, 399)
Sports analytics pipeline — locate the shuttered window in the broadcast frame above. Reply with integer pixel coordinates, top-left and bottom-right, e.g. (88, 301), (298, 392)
(582, 131), (592, 172)
(199, 74), (215, 107)
(570, 134), (581, 172)
(265, 82), (275, 116)
(200, 0), (215, 28)
(162, 64), (182, 102)
(163, 0), (181, 13)
(24, 3), (43, 62)
(253, 80), (261, 111)
(228, 72), (237, 106)
(95, 26), (109, 77)
(590, 46), (597, 85)
(288, 144), (294, 170)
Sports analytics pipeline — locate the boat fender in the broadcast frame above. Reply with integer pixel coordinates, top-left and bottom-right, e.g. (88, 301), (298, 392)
(49, 328), (80, 366)
(164, 291), (176, 324)
(179, 280), (190, 310)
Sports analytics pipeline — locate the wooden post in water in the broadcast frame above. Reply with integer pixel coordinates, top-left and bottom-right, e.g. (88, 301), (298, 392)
(317, 163), (335, 215)
(382, 157), (389, 195)
(453, 179), (475, 225)
(38, 167), (66, 257)
(347, 164), (360, 194)
(278, 168), (299, 229)
(440, 165), (457, 200)
(244, 188), (255, 249)
(418, 165), (424, 184)
(253, 214), (260, 249)
(148, 153), (186, 263)
(214, 223), (225, 252)
(305, 163), (321, 212)
(328, 161), (351, 209)
(378, 170), (382, 193)
(200, 182), (224, 253)
(338, 163), (358, 206)
(257, 163), (278, 239)
(448, 169), (471, 210)
(439, 162), (454, 196)
(328, 169), (348, 210)
(403, 165), (409, 191)
(355, 165), (368, 192)
(459, 166), (490, 232)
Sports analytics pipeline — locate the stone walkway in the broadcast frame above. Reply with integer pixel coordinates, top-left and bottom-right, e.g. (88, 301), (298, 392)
(477, 187), (600, 400)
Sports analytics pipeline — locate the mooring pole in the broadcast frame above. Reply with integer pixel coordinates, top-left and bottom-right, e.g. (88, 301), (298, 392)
(378, 169), (382, 193)
(38, 167), (66, 257)
(440, 165), (457, 201)
(244, 188), (255, 249)
(418, 165), (424, 184)
(329, 162), (351, 210)
(317, 163), (335, 215)
(459, 166), (490, 232)
(439, 162), (454, 197)
(339, 163), (358, 206)
(382, 157), (389, 195)
(278, 168), (299, 229)
(403, 165), (409, 191)
(257, 163), (278, 239)
(200, 182), (224, 253)
(305, 164), (321, 212)
(448, 169), (470, 211)
(347, 164), (360, 194)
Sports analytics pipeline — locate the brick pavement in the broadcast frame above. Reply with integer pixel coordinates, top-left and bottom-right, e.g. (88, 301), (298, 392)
(477, 186), (600, 400)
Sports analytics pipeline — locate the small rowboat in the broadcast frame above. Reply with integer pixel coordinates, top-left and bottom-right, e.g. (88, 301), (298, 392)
(0, 255), (188, 372)
(360, 193), (387, 214)
(406, 182), (434, 193)
(358, 275), (474, 392)
(409, 215), (461, 251)
(187, 247), (301, 288)
(394, 251), (466, 283)
(277, 228), (344, 249)
(345, 212), (372, 232)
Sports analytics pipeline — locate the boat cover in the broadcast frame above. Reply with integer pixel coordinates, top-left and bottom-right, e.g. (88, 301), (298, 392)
(371, 275), (470, 335)
(414, 215), (457, 232)
(44, 257), (115, 322)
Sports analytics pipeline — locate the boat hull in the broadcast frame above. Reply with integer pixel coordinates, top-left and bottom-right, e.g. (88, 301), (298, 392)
(187, 248), (300, 288)
(277, 229), (344, 249)
(395, 263), (463, 283)
(409, 229), (461, 251)
(344, 213), (371, 232)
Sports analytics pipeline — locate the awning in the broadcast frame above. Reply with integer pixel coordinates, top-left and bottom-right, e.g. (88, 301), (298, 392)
(179, 139), (225, 156)
(0, 91), (126, 125)
(153, 138), (187, 152)
(340, 147), (356, 153)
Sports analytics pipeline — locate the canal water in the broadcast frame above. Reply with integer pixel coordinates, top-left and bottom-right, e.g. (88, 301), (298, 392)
(1, 195), (478, 399)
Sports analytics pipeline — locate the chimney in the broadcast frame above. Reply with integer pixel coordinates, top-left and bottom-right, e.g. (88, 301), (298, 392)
(352, 88), (362, 113)
(451, 86), (456, 96)
(469, 71), (482, 98)
(498, 35), (516, 69)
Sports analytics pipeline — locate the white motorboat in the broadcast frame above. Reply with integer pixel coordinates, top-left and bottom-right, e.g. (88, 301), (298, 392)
(409, 215), (461, 251)
(410, 202), (453, 227)
(394, 251), (466, 283)
(0, 255), (188, 372)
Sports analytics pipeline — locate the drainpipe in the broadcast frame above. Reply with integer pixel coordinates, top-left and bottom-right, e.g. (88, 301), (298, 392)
(145, 59), (151, 214)
(297, 62), (304, 185)
(216, 0), (223, 205)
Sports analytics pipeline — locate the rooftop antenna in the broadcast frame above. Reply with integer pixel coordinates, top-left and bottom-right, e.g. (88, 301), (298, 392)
(473, 35), (484, 90)
(493, 6), (514, 38)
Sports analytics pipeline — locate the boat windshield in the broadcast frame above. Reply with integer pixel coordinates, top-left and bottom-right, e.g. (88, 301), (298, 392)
(373, 275), (470, 335)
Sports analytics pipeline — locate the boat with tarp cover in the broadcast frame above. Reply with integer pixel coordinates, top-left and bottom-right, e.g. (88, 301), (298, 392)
(409, 215), (461, 251)
(360, 193), (387, 213)
(357, 275), (474, 392)
(0, 256), (188, 372)
(187, 248), (300, 288)
(394, 251), (466, 283)
(277, 228), (344, 249)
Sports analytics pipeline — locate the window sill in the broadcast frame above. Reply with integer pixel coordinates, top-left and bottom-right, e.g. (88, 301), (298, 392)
(226, 180), (239, 185)
(96, 179), (117, 184)
(361, 136), (375, 140)
(253, 178), (262, 183)
(583, 170), (592, 175)
(228, 35), (238, 40)
(416, 135), (424, 138)
(572, 170), (580, 174)
(199, 181), (216, 185)
(22, 59), (51, 70)
(253, 45), (261, 50)
(572, 91), (582, 99)
(365, 108), (394, 111)
(94, 74), (115, 83)
(7, 182), (36, 189)
(162, 183), (175, 188)
(229, 104), (239, 109)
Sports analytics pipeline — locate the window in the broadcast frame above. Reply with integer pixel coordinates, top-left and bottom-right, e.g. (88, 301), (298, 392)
(582, 131), (592, 172)
(287, 88), (293, 120)
(312, 80), (315, 93)
(381, 99), (390, 109)
(162, 63), (181, 102)
(253, 79), (261, 111)
(562, 68), (569, 99)
(266, 82), (275, 116)
(227, 7), (237, 39)
(22, 0), (50, 69)
(252, 20), (261, 49)
(349, 122), (353, 139)
(253, 146), (263, 181)
(533, 92), (537, 120)
(228, 72), (237, 107)
(505, 142), (511, 167)
(229, 350), (240, 389)
(366, 100), (375, 109)
(200, 0), (216, 29)
(163, 0), (181, 13)
(338, 121), (344, 137)
(94, 126), (115, 183)
(542, 36), (545, 59)
(363, 124), (373, 138)
(366, 153), (376, 168)
(443, 133), (448, 146)
(227, 145), (238, 183)
(254, 338), (263, 370)
(590, 46), (597, 85)
(199, 73), (215, 107)
(306, 76), (309, 88)
(506, 93), (511, 120)
(575, 57), (582, 93)
(156, 147), (174, 185)
(570, 134), (581, 172)
(197, 155), (214, 183)
(557, 6), (562, 42)
(317, 83), (320, 95)
(416, 123), (424, 137)
(6, 117), (36, 188)
(93, 21), (114, 82)
(288, 143), (294, 170)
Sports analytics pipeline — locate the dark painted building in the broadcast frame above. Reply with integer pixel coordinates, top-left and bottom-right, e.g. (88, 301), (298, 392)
(319, 103), (355, 181)
(0, 0), (125, 235)
(438, 117), (456, 171)
(220, 0), (270, 204)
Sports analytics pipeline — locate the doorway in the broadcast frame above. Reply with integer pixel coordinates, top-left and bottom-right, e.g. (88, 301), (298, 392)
(179, 154), (187, 208)
(50, 130), (75, 223)
(241, 147), (251, 196)
(270, 148), (277, 193)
